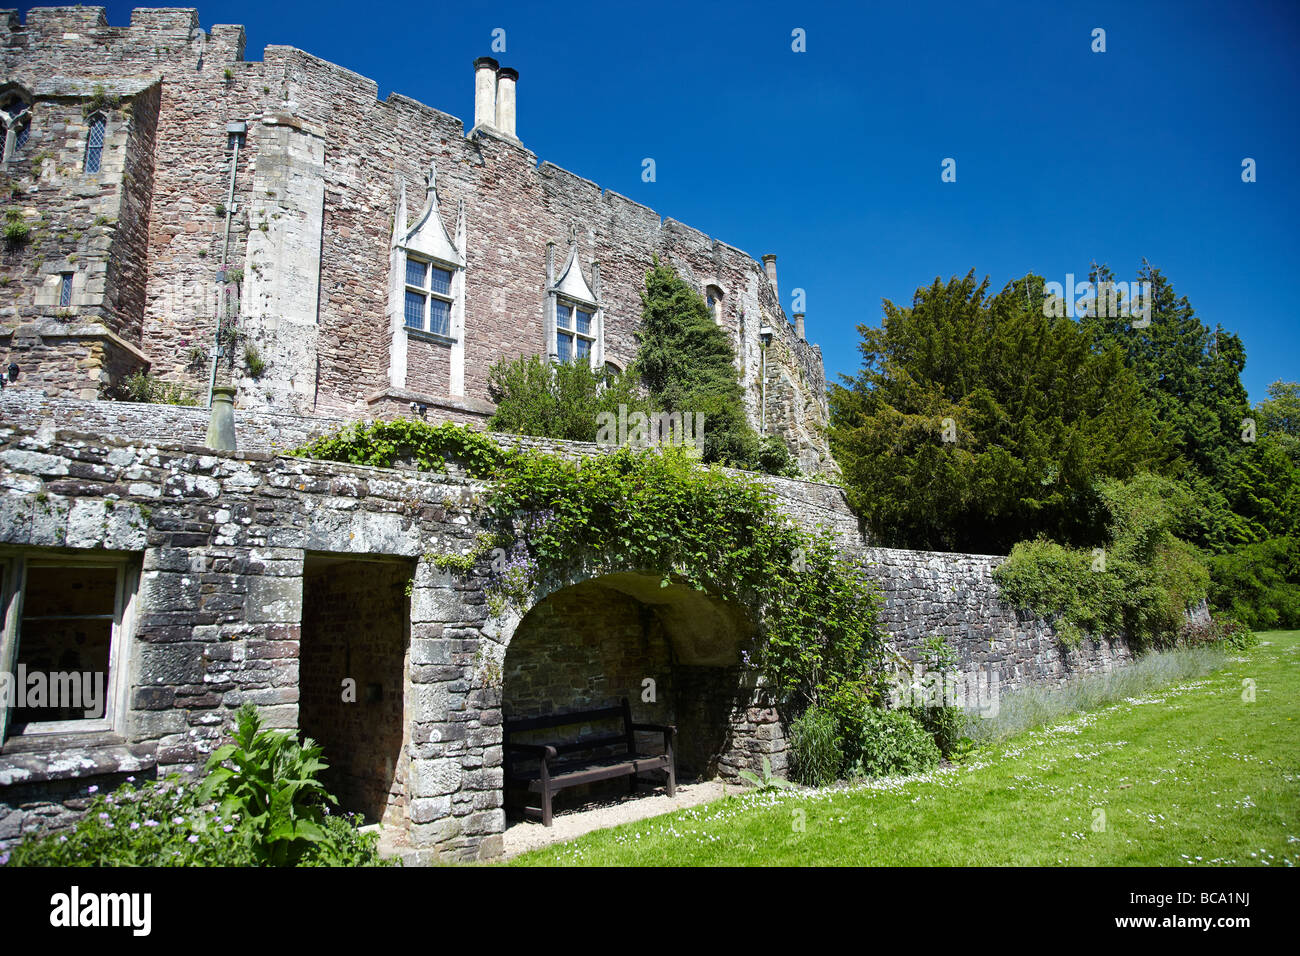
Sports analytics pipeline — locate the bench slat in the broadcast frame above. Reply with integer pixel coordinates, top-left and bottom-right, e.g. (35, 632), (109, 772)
(504, 706), (624, 734)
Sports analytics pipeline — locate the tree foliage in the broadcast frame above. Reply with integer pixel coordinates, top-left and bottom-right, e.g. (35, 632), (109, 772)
(637, 256), (795, 475)
(829, 271), (1166, 552)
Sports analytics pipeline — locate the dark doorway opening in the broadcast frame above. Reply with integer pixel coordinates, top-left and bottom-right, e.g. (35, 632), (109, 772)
(299, 554), (413, 826)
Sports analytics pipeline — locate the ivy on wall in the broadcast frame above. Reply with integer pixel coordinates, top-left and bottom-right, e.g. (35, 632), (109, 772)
(293, 420), (885, 714)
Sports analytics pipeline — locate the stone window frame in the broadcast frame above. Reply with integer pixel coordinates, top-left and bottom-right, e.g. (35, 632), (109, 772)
(402, 251), (456, 341)
(555, 294), (597, 366)
(84, 113), (106, 175)
(0, 551), (139, 745)
(705, 284), (724, 325)
(0, 88), (31, 163)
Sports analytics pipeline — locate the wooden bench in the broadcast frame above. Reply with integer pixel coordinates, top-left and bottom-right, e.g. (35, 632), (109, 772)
(503, 698), (676, 826)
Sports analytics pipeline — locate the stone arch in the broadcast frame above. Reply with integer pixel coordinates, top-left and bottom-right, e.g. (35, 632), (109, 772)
(403, 557), (787, 856)
(494, 568), (763, 813)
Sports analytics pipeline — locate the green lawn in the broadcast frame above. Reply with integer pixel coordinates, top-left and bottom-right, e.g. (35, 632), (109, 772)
(512, 631), (1300, 866)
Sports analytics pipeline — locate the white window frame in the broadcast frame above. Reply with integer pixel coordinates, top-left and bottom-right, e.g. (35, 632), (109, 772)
(1, 92), (31, 163)
(0, 552), (138, 744)
(555, 296), (597, 366)
(403, 252), (456, 340)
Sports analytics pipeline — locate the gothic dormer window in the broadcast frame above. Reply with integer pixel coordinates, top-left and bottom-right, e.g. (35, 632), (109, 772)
(387, 160), (468, 395)
(546, 226), (603, 368)
(1, 89), (31, 162)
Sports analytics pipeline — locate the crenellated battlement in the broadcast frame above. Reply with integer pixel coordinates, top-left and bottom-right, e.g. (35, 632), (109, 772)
(0, 7), (244, 63)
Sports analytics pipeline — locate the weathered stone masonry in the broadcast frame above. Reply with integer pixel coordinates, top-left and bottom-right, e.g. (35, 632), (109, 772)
(0, 394), (1136, 860)
(1, 6), (834, 473)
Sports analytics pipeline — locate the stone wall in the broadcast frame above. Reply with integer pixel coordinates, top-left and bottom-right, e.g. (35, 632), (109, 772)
(0, 7), (835, 474)
(859, 547), (1134, 701)
(0, 420), (787, 858)
(0, 399), (1149, 861)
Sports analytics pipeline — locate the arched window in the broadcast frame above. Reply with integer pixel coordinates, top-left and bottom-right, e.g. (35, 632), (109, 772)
(1, 90), (31, 162)
(84, 114), (106, 174)
(705, 284), (724, 325)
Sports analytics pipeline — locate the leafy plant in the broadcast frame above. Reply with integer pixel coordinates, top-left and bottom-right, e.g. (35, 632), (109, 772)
(788, 705), (842, 786)
(737, 755), (797, 792)
(82, 85), (121, 117)
(102, 370), (200, 406)
(244, 343), (266, 378)
(3, 208), (29, 247)
(995, 473), (1210, 651)
(198, 703), (333, 866)
(487, 353), (652, 443)
(5, 759), (391, 867)
(902, 636), (972, 759)
(294, 418), (507, 478)
(845, 706), (941, 778)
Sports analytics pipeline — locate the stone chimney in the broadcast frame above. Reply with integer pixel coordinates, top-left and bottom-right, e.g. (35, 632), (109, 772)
(473, 56), (499, 130)
(495, 67), (518, 138)
(762, 254), (778, 300)
(794, 312), (805, 341)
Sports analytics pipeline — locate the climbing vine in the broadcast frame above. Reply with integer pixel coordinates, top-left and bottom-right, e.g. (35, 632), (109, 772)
(294, 420), (885, 714)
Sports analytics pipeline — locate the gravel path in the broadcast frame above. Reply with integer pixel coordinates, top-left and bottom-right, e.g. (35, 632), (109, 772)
(501, 780), (742, 858)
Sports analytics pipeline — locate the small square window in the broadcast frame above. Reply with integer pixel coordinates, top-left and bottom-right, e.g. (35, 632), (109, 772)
(557, 333), (572, 363)
(557, 303), (572, 331)
(576, 337), (590, 360)
(576, 310), (592, 335)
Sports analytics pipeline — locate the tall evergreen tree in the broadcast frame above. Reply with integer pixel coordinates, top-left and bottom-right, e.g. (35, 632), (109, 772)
(636, 256), (792, 473)
(829, 271), (1167, 552)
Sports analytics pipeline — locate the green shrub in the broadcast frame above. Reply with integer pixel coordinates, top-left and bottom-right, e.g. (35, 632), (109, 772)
(994, 473), (1210, 651)
(102, 371), (200, 406)
(487, 353), (650, 443)
(5, 706), (392, 867)
(846, 706), (941, 778)
(788, 705), (842, 786)
(243, 343), (266, 378)
(3, 208), (29, 247)
(294, 418), (507, 478)
(198, 703), (334, 866)
(1208, 537), (1300, 630)
(1177, 615), (1259, 651)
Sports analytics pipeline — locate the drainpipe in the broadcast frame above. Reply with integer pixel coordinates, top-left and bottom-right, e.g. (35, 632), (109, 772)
(209, 122), (245, 409)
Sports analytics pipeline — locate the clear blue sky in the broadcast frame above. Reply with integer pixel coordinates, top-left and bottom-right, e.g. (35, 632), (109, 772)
(63, 0), (1300, 402)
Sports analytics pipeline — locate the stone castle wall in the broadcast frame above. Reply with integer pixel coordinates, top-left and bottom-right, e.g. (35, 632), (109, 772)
(0, 6), (834, 473)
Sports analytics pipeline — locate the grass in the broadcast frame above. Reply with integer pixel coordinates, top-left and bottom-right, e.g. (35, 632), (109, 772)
(511, 631), (1300, 866)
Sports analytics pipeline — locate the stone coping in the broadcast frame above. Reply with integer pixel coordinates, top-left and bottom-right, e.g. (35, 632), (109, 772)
(0, 738), (156, 787)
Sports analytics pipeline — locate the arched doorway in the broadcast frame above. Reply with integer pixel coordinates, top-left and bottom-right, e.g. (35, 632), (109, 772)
(498, 570), (764, 819)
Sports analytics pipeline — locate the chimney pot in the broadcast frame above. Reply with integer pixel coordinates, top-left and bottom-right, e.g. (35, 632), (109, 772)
(495, 67), (518, 138)
(761, 254), (778, 300)
(473, 56), (499, 130)
(794, 312), (805, 340)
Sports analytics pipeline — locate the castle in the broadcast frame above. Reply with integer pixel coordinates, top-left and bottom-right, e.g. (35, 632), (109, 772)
(0, 8), (1131, 863)
(0, 5), (833, 472)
